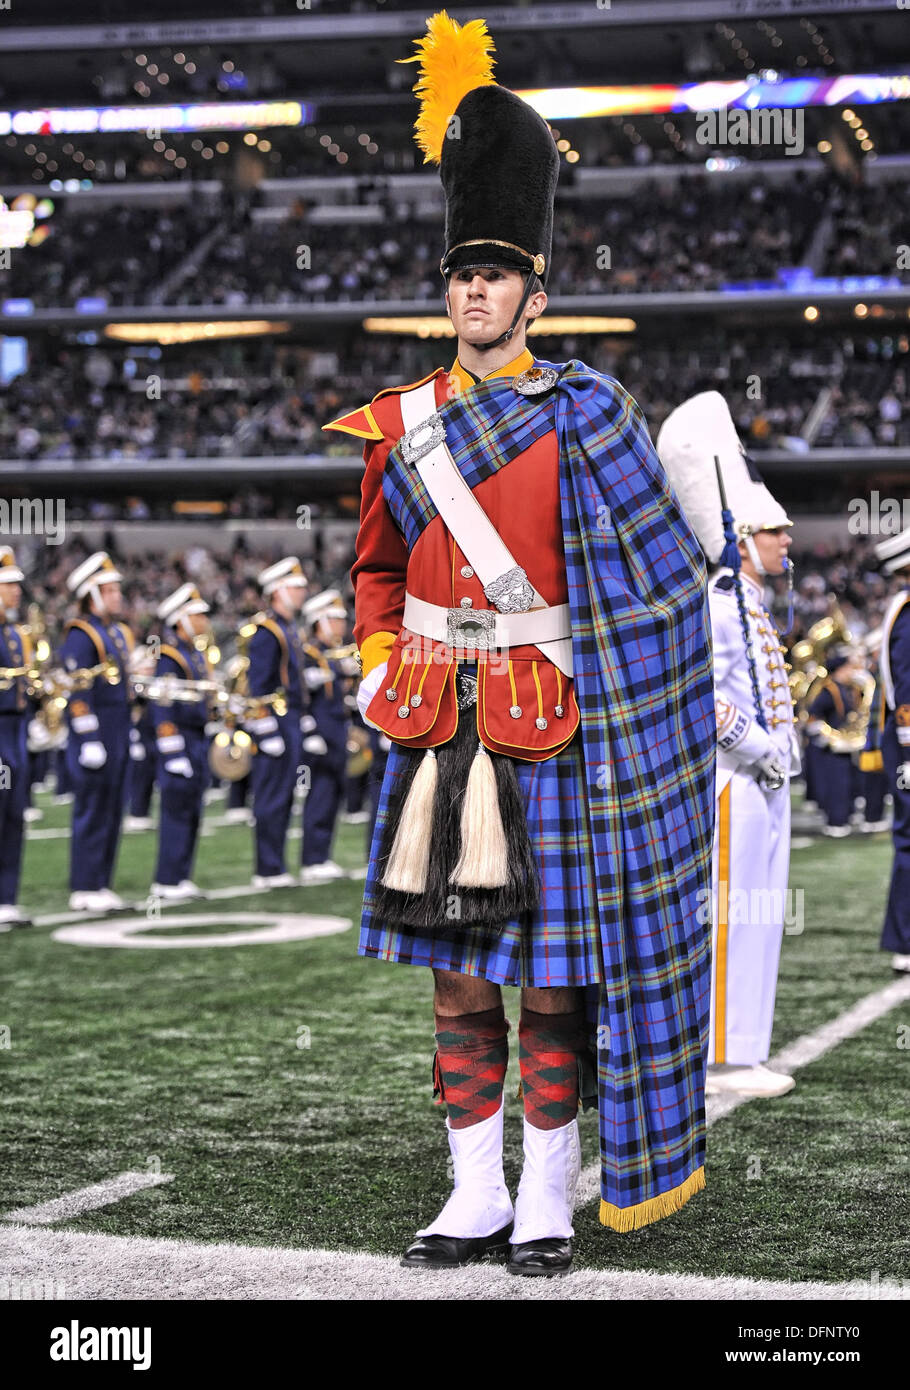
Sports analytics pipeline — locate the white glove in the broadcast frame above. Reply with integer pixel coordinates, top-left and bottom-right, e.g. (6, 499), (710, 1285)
(752, 749), (788, 791)
(79, 741), (107, 770)
(164, 756), (193, 779)
(129, 741), (147, 761)
(157, 732), (185, 755)
(302, 734), (328, 756)
(304, 666), (331, 689)
(258, 735), (285, 757)
(27, 718), (53, 754)
(300, 713), (317, 734)
(357, 661), (388, 730)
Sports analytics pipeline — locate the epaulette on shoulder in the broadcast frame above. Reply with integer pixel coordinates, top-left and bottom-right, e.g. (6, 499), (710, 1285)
(712, 573), (736, 593)
(321, 368), (444, 440)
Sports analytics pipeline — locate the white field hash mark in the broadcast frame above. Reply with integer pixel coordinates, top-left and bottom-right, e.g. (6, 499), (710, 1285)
(2, 1171), (174, 1226)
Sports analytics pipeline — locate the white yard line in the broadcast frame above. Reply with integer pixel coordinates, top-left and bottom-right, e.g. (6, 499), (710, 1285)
(2, 1172), (174, 1227)
(0, 1224), (904, 1302)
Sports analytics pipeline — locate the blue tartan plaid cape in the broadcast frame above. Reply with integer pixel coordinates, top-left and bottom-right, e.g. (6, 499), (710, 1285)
(371, 359), (716, 1230)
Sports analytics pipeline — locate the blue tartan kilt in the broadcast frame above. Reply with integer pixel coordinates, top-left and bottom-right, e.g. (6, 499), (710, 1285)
(358, 684), (605, 988)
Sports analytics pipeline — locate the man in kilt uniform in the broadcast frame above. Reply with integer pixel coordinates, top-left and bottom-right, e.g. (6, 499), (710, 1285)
(323, 11), (716, 1275)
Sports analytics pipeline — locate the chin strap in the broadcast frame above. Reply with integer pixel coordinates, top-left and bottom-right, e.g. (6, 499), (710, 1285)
(745, 534), (796, 636)
(743, 534), (767, 577)
(89, 585), (109, 623)
(453, 266), (538, 354)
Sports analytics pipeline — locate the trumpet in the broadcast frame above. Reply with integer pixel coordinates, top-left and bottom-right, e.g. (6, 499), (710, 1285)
(0, 663), (38, 692)
(130, 673), (226, 706)
(317, 640), (362, 678)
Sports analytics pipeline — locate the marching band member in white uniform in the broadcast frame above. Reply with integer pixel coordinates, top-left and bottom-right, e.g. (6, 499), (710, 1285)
(658, 392), (799, 1099)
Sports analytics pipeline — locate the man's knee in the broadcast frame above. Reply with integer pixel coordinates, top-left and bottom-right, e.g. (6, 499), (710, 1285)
(521, 985), (584, 1015)
(432, 968), (501, 1017)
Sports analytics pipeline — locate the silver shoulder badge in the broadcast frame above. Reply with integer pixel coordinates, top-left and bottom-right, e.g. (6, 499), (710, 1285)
(513, 366), (558, 396)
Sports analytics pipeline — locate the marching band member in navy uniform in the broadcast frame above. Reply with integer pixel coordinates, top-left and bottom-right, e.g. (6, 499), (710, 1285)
(246, 558), (308, 889)
(868, 528), (910, 973)
(124, 699), (157, 831)
(857, 630), (889, 833)
(806, 647), (861, 837)
(299, 589), (355, 884)
(149, 583), (214, 902)
(224, 771), (252, 824)
(323, 13), (716, 1273)
(0, 546), (34, 930)
(659, 391), (799, 1099)
(58, 552), (134, 914)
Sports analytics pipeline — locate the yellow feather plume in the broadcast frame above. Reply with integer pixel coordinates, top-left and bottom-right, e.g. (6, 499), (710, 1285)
(396, 10), (497, 166)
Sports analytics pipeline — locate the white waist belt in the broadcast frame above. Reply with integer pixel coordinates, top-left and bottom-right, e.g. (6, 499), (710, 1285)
(402, 591), (572, 655)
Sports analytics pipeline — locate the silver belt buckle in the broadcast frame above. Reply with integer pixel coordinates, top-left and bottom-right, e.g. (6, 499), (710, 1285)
(400, 412), (445, 466)
(446, 606), (496, 651)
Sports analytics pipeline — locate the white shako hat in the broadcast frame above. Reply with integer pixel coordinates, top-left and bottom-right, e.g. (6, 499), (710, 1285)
(67, 550), (123, 600)
(875, 525), (910, 575)
(258, 557), (308, 596)
(0, 544), (25, 583)
(302, 588), (347, 627)
(656, 390), (792, 565)
(157, 582), (210, 625)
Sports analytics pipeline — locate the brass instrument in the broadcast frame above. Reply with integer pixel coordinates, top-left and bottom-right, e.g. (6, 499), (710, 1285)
(0, 662), (37, 691)
(54, 656), (123, 692)
(808, 666), (875, 755)
(346, 724), (373, 778)
(790, 603), (874, 754)
(788, 606), (852, 708)
(317, 640), (361, 679)
(130, 673), (226, 706)
(207, 619), (257, 782)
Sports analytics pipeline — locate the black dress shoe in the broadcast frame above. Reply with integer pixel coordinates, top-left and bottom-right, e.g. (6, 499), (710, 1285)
(507, 1237), (573, 1277)
(400, 1223), (513, 1269)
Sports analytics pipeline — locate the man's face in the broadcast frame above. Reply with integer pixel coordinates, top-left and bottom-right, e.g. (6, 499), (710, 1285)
(445, 267), (546, 346)
(741, 527), (792, 575)
(186, 612), (210, 638)
(754, 527), (792, 575)
(319, 614), (347, 645)
(0, 580), (21, 617)
(96, 581), (122, 617)
(277, 582), (306, 615)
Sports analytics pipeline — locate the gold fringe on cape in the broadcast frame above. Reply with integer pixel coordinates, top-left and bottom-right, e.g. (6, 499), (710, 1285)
(396, 9), (497, 165)
(599, 1165), (705, 1232)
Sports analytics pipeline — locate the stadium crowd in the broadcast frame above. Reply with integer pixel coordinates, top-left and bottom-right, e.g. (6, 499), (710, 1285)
(7, 171), (909, 311)
(3, 328), (908, 463)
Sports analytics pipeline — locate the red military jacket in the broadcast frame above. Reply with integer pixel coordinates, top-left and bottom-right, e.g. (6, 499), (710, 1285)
(322, 346), (580, 762)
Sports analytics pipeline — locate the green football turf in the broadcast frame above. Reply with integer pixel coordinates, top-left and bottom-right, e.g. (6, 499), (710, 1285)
(2, 789), (907, 1284)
